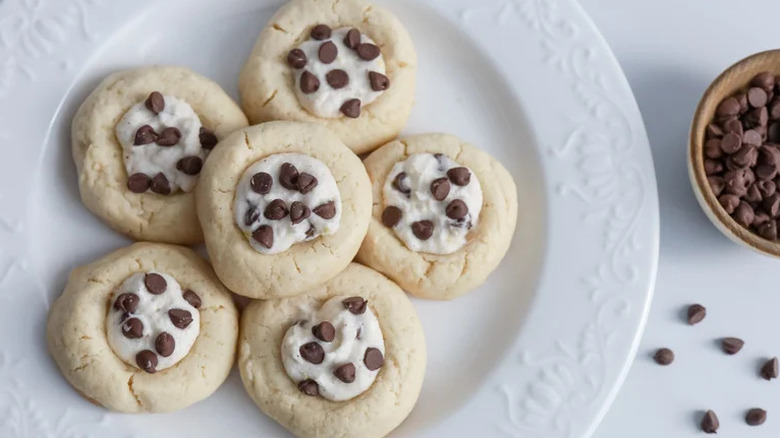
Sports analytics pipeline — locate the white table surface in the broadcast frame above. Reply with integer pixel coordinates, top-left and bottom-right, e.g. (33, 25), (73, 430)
(578, 0), (780, 437)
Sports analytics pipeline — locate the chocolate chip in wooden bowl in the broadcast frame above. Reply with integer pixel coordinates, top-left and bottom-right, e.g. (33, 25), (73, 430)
(342, 296), (367, 315)
(169, 308), (193, 329)
(290, 201), (311, 225)
(687, 304), (706, 325)
(134, 125), (158, 145)
(299, 71), (320, 94)
(199, 127), (218, 150)
(298, 379), (319, 396)
(264, 199), (289, 220)
(701, 410), (719, 434)
(382, 206), (402, 227)
(297, 172), (318, 194)
(318, 41), (337, 64)
(720, 131), (742, 154)
(250, 172), (273, 194)
(743, 129), (762, 146)
(279, 163), (299, 191)
(121, 318), (144, 339)
(176, 156), (203, 175)
(145, 91), (165, 115)
(144, 273), (167, 294)
(722, 337), (744, 355)
(722, 116), (743, 135)
(704, 138), (723, 159)
(287, 48), (307, 69)
(753, 71), (776, 92)
(114, 293), (140, 313)
(708, 176), (725, 196)
(310, 24), (331, 40)
(392, 172), (411, 195)
(340, 98), (361, 118)
(136, 350), (158, 374)
(252, 225), (274, 248)
(127, 173), (151, 193)
(155, 127), (181, 146)
(182, 289), (201, 308)
(704, 159), (723, 175)
(746, 408), (767, 426)
(761, 357), (778, 380)
(748, 87), (769, 108)
(368, 71), (390, 91)
(299, 342), (325, 364)
(313, 201), (336, 219)
(325, 69), (349, 89)
(412, 220), (434, 240)
(653, 348), (674, 365)
(447, 167), (471, 186)
(758, 220), (778, 240)
(718, 194), (740, 214)
(734, 202), (755, 227)
(717, 97), (741, 118)
(430, 177), (450, 201)
(312, 321), (335, 342)
(344, 28), (360, 49)
(706, 123), (724, 138)
(446, 199), (469, 220)
(155, 332), (175, 357)
(363, 348), (384, 371)
(333, 363), (356, 383)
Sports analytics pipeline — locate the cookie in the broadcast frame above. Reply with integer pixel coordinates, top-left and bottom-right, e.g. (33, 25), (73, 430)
(196, 121), (372, 299)
(72, 66), (248, 244)
(238, 263), (426, 438)
(46, 242), (239, 413)
(357, 133), (518, 300)
(239, 0), (416, 154)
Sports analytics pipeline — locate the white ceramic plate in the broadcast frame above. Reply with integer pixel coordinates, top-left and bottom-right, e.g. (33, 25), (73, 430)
(0, 0), (658, 436)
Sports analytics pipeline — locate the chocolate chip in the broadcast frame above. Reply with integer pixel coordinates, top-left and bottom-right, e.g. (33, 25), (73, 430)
(144, 273), (167, 294)
(363, 348), (384, 371)
(446, 199), (469, 220)
(758, 220), (778, 240)
(323, 69), (349, 90)
(199, 127), (218, 150)
(299, 70), (320, 94)
(169, 308), (193, 329)
(155, 332), (175, 357)
(382, 206), (402, 227)
(708, 176), (725, 196)
(299, 342), (325, 364)
(134, 125), (158, 145)
(770, 122), (780, 142)
(704, 138), (723, 159)
(312, 321), (335, 342)
(746, 408), (767, 426)
(333, 363), (356, 383)
(340, 98), (361, 118)
(121, 318), (144, 339)
(287, 48), (307, 69)
(734, 202), (755, 227)
(687, 304), (706, 325)
(305, 225), (316, 238)
(297, 379), (319, 396)
(342, 296), (367, 315)
(737, 92), (750, 113)
(151, 174), (171, 195)
(430, 177), (450, 201)
(310, 24), (331, 40)
(754, 211), (771, 226)
(753, 72), (775, 91)
(368, 71), (390, 91)
(706, 123), (724, 138)
(127, 173), (151, 193)
(744, 129), (762, 146)
(412, 220), (434, 240)
(724, 169), (751, 196)
(252, 225), (274, 248)
(747, 106), (769, 127)
(245, 207), (260, 226)
(653, 348), (674, 365)
(749, 87), (769, 108)
(318, 41), (338, 64)
(136, 350), (158, 374)
(182, 289), (201, 308)
(704, 159), (723, 175)
(176, 156), (203, 175)
(761, 357), (778, 380)
(290, 201), (311, 225)
(155, 127), (181, 146)
(313, 201), (336, 219)
(701, 410), (719, 434)
(717, 97), (740, 117)
(344, 28), (360, 49)
(297, 172), (318, 194)
(758, 179), (776, 198)
(734, 145), (759, 168)
(264, 199), (288, 220)
(722, 337), (744, 355)
(145, 91), (165, 114)
(763, 193), (780, 217)
(250, 172), (273, 194)
(279, 163), (299, 190)
(392, 172), (410, 195)
(718, 194), (740, 214)
(114, 293), (140, 313)
(447, 167), (471, 186)
(720, 131), (742, 154)
(356, 43), (380, 60)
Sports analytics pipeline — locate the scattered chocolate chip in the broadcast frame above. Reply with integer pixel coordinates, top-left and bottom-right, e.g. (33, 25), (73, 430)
(368, 71), (390, 91)
(279, 163), (299, 191)
(145, 91), (165, 114)
(392, 172), (411, 195)
(722, 337), (744, 355)
(717, 97), (740, 117)
(687, 304), (706, 325)
(746, 408), (767, 426)
(344, 28), (360, 49)
(447, 167), (471, 186)
(126, 173), (151, 193)
(382, 206), (402, 227)
(183, 289), (201, 308)
(136, 350), (158, 374)
(313, 201), (336, 219)
(114, 293), (140, 313)
(318, 41), (338, 64)
(287, 48), (307, 69)
(653, 348), (674, 365)
(446, 199), (469, 220)
(169, 308), (193, 329)
(264, 199), (289, 220)
(176, 156), (203, 175)
(253, 225), (274, 248)
(144, 273), (167, 294)
(155, 332), (175, 357)
(342, 296), (367, 315)
(701, 410), (719, 434)
(299, 71), (320, 94)
(150, 173), (171, 195)
(411, 220), (434, 240)
(340, 98), (361, 118)
(245, 207), (260, 226)
(356, 43), (380, 60)
(121, 318), (144, 339)
(312, 321), (335, 342)
(430, 177), (451, 201)
(761, 357), (778, 380)
(310, 24), (331, 40)
(199, 127), (218, 150)
(748, 87), (768, 108)
(325, 69), (349, 89)
(250, 172), (273, 194)
(297, 172), (318, 194)
(290, 201), (311, 225)
(299, 342), (325, 364)
(363, 348), (384, 371)
(134, 125), (158, 145)
(333, 363), (356, 383)
(298, 379), (319, 396)
(155, 127), (181, 146)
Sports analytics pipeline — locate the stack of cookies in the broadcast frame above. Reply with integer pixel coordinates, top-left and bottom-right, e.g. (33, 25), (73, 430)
(47, 0), (519, 436)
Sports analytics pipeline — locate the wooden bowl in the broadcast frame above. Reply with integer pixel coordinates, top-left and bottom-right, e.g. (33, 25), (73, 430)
(688, 49), (780, 257)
